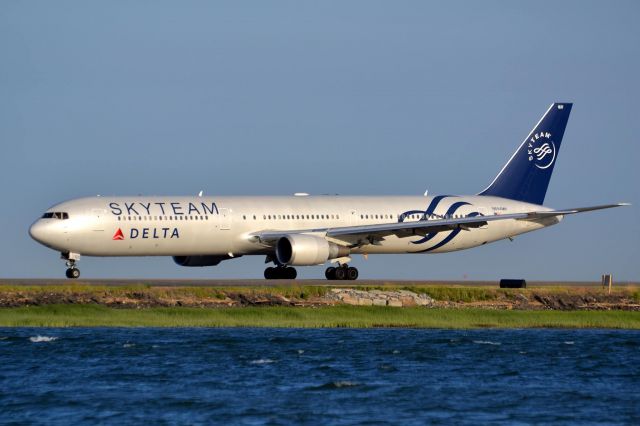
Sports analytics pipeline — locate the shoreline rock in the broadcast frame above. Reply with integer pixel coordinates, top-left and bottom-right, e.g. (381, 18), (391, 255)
(326, 288), (434, 307)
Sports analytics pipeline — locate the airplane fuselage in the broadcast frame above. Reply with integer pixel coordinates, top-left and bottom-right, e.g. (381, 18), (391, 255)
(29, 194), (558, 257)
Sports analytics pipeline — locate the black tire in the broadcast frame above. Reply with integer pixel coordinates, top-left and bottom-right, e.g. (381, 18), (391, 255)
(347, 267), (358, 281)
(286, 267), (297, 279)
(325, 267), (336, 280)
(334, 267), (347, 280)
(66, 268), (80, 279)
(264, 267), (275, 279)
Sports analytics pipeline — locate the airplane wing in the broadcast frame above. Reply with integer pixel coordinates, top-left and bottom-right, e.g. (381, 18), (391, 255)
(251, 203), (629, 247)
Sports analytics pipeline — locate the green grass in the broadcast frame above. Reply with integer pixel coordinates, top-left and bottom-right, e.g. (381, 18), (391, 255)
(0, 304), (639, 328)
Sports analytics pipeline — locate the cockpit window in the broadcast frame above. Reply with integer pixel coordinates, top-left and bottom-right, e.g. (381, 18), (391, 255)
(42, 212), (69, 220)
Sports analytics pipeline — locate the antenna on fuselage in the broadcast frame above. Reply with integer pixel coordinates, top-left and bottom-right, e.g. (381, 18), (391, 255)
(423, 189), (429, 196)
(198, 190), (203, 197)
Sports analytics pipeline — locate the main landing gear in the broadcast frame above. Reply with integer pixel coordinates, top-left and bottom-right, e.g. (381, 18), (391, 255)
(62, 252), (80, 279)
(325, 265), (358, 281)
(264, 266), (297, 280)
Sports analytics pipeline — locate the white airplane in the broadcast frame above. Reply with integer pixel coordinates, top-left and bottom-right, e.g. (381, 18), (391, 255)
(30, 103), (628, 280)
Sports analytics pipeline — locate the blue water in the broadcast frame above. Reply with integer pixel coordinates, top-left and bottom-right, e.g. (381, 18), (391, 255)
(1, 328), (639, 425)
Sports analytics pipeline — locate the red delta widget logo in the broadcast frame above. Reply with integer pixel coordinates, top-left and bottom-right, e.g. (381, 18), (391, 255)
(113, 227), (179, 240)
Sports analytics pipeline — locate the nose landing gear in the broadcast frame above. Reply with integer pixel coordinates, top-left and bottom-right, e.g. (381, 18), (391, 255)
(325, 265), (358, 281)
(65, 267), (80, 279)
(61, 252), (81, 279)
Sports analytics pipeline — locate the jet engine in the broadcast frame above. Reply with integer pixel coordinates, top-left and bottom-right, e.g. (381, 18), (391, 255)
(276, 234), (349, 266)
(172, 255), (237, 267)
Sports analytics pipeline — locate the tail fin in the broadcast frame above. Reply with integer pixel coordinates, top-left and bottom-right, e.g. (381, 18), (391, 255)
(479, 103), (572, 205)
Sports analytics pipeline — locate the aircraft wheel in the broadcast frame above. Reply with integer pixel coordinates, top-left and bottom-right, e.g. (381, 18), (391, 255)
(334, 267), (347, 280)
(347, 267), (358, 281)
(325, 267), (336, 280)
(66, 268), (80, 279)
(264, 267), (275, 279)
(285, 267), (297, 279)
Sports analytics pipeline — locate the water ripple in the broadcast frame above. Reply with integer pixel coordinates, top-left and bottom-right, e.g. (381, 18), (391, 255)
(0, 328), (638, 424)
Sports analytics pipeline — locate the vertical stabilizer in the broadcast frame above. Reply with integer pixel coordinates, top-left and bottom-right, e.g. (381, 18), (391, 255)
(479, 103), (572, 205)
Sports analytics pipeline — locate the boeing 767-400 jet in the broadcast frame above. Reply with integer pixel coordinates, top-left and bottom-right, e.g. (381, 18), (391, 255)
(29, 103), (628, 280)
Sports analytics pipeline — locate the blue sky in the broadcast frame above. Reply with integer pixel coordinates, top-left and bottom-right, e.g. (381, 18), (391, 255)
(1, 1), (638, 281)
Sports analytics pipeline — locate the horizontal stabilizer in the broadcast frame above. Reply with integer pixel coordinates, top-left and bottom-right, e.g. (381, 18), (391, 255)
(521, 203), (630, 220)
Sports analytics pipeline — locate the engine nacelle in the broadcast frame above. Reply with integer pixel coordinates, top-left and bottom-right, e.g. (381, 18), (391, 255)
(172, 255), (235, 267)
(276, 235), (349, 266)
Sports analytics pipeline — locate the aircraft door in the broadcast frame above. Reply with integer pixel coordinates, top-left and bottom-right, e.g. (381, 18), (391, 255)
(92, 209), (106, 230)
(219, 208), (231, 230)
(475, 206), (491, 229)
(349, 209), (358, 226)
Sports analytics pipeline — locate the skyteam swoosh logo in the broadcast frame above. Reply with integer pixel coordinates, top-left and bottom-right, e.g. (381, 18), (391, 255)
(413, 211), (482, 253)
(528, 132), (556, 170)
(398, 195), (452, 224)
(399, 196), (482, 252)
(534, 143), (553, 161)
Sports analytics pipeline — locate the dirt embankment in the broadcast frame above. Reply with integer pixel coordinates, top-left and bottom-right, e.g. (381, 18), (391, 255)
(438, 292), (640, 311)
(0, 290), (306, 308)
(0, 286), (638, 310)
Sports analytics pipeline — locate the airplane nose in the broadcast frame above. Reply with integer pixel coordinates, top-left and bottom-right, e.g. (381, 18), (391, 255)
(29, 220), (47, 243)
